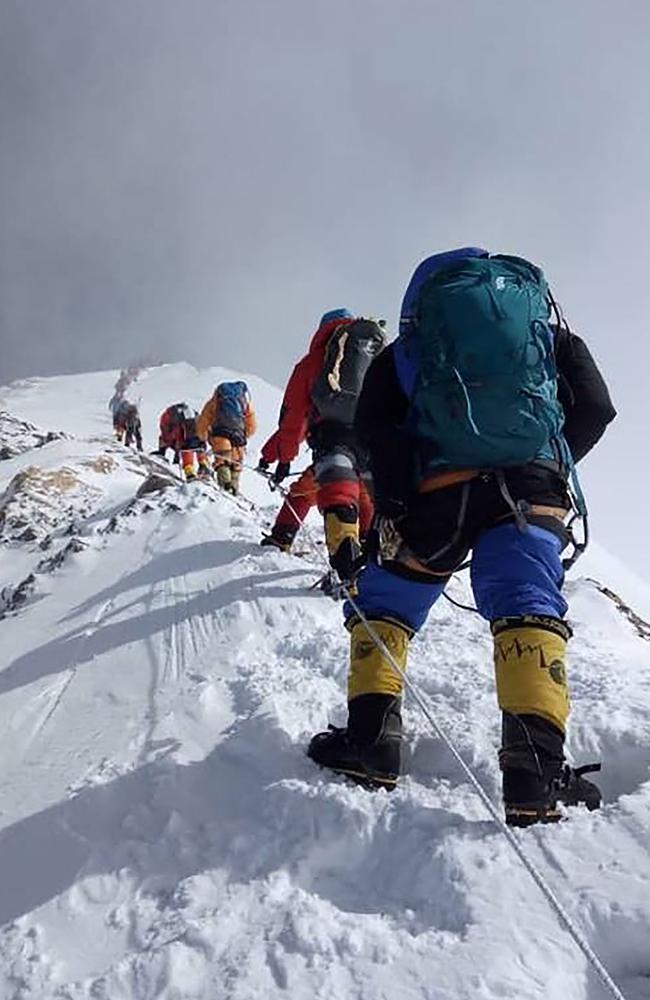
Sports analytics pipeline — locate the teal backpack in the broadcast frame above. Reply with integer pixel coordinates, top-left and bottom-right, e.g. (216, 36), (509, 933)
(396, 254), (569, 471)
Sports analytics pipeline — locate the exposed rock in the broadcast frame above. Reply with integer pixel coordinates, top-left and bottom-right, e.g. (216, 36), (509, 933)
(0, 411), (66, 460)
(0, 465), (100, 544)
(0, 573), (36, 619)
(588, 578), (650, 641)
(82, 455), (118, 474)
(136, 472), (177, 497)
(36, 537), (87, 573)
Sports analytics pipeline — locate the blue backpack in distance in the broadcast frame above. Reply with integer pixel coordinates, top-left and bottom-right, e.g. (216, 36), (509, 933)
(213, 381), (249, 442)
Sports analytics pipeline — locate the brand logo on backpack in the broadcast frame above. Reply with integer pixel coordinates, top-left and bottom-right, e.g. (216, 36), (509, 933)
(311, 319), (387, 425)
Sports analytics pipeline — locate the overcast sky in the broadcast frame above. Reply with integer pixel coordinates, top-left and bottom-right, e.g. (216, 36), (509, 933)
(0, 0), (647, 574)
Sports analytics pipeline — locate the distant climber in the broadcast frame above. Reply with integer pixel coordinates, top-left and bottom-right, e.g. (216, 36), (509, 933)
(154, 403), (211, 480)
(113, 399), (143, 451)
(260, 310), (385, 581)
(197, 382), (256, 494)
(108, 365), (143, 417)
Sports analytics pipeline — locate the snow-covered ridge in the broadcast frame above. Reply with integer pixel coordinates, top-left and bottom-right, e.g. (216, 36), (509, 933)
(1, 364), (650, 1000)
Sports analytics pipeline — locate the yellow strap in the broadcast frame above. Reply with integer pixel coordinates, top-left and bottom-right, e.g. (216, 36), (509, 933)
(327, 331), (349, 392)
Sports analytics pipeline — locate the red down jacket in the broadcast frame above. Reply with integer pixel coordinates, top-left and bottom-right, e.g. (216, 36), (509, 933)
(262, 316), (353, 464)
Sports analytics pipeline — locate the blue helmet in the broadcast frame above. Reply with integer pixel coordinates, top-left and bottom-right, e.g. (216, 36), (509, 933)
(319, 308), (354, 327)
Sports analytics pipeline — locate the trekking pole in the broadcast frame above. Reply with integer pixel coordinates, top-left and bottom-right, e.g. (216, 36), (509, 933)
(340, 582), (627, 1000)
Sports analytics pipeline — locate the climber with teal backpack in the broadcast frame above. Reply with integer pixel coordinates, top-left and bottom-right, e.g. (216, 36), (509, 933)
(308, 247), (617, 827)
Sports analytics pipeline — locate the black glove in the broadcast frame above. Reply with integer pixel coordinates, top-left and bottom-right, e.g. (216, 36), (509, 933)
(271, 461), (291, 485)
(257, 457), (270, 473)
(330, 537), (364, 585)
(374, 495), (408, 520)
(363, 526), (380, 565)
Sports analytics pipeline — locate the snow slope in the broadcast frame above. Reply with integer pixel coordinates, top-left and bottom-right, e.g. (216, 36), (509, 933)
(1, 365), (650, 1000)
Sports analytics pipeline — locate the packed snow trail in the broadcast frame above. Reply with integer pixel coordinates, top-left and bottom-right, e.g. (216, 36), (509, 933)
(1, 366), (650, 1000)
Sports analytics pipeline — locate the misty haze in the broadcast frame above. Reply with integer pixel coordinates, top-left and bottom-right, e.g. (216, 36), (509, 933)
(0, 2), (647, 570)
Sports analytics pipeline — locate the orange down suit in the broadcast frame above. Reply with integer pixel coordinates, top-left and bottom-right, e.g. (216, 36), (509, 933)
(196, 394), (257, 474)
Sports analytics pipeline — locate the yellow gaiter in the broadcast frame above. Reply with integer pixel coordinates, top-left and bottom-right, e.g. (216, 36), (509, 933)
(492, 615), (571, 733)
(347, 618), (411, 701)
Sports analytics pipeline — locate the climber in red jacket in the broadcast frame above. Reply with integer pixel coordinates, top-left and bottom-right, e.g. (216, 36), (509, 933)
(259, 309), (386, 580)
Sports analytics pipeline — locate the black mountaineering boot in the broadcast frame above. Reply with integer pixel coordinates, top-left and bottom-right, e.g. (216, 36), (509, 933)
(324, 506), (362, 583)
(316, 570), (342, 598)
(260, 524), (298, 553)
(330, 537), (363, 583)
(554, 762), (602, 812)
(307, 694), (402, 790)
(501, 713), (565, 827)
(500, 713), (602, 827)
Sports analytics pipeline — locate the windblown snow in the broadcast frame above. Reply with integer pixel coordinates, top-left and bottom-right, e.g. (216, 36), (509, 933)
(1, 364), (650, 1000)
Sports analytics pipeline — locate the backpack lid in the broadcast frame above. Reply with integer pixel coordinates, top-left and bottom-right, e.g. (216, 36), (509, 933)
(319, 308), (354, 327)
(399, 247), (489, 335)
(216, 380), (248, 398)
